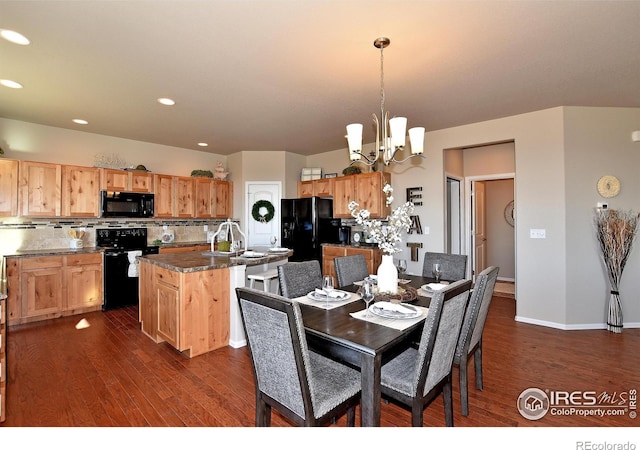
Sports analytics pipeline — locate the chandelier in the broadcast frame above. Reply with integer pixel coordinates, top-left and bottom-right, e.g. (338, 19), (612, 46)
(346, 37), (425, 166)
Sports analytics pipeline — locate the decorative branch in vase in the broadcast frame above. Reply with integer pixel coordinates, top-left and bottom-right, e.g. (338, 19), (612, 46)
(348, 183), (414, 294)
(594, 209), (639, 333)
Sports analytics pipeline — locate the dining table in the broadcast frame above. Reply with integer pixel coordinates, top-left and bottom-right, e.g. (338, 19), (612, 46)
(299, 274), (439, 427)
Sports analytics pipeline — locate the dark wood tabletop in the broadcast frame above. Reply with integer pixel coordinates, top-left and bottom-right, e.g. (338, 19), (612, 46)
(300, 274), (435, 426)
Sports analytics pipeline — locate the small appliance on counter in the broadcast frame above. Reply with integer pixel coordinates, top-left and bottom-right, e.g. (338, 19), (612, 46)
(161, 225), (175, 243)
(338, 226), (351, 245)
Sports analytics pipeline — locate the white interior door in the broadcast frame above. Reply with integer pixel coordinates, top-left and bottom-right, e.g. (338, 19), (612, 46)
(245, 182), (282, 247)
(473, 180), (487, 278)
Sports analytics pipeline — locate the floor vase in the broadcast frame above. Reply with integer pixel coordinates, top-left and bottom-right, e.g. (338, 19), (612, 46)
(607, 291), (623, 333)
(377, 254), (398, 294)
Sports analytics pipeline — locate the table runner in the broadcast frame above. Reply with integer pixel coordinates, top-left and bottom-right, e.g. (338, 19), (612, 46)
(292, 291), (362, 310)
(350, 304), (429, 331)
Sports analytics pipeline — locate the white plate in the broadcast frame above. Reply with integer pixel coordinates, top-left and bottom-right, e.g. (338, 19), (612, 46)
(242, 251), (266, 258)
(421, 283), (449, 293)
(370, 302), (420, 319)
(268, 247), (289, 253)
(306, 290), (350, 302)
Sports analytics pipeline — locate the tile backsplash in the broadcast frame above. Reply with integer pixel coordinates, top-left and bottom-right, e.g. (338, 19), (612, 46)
(0, 218), (234, 252)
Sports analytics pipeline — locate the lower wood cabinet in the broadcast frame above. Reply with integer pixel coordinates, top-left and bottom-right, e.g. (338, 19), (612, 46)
(139, 261), (230, 358)
(6, 253), (103, 326)
(1, 295), (6, 423)
(322, 245), (382, 280)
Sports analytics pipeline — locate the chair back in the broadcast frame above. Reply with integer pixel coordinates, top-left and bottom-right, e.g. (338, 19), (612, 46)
(277, 260), (323, 298)
(414, 279), (472, 396)
(422, 252), (468, 281)
(454, 266), (499, 362)
(236, 287), (313, 420)
(334, 254), (369, 288)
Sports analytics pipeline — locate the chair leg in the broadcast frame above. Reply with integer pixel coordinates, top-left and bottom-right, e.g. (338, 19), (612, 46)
(474, 342), (483, 390)
(443, 377), (454, 427)
(346, 406), (355, 427)
(256, 396), (270, 426)
(411, 403), (424, 427)
(459, 359), (470, 417)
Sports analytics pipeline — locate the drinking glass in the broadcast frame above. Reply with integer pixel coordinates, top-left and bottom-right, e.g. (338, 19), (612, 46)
(270, 236), (277, 247)
(432, 263), (442, 283)
(322, 275), (335, 309)
(397, 259), (407, 277)
(361, 279), (376, 318)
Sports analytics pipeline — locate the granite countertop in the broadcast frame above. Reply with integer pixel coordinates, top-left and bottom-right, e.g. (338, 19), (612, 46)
(4, 247), (104, 258)
(153, 240), (210, 249)
(138, 247), (293, 273)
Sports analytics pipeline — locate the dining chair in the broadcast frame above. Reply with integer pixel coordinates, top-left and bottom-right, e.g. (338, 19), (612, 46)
(277, 260), (323, 298)
(235, 287), (362, 426)
(334, 254), (369, 288)
(379, 279), (472, 427)
(453, 265), (500, 416)
(422, 252), (468, 281)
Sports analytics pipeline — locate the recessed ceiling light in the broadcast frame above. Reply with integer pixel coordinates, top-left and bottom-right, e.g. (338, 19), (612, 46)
(72, 119), (89, 125)
(0, 79), (23, 89)
(157, 98), (175, 106)
(197, 143), (208, 147)
(0, 29), (30, 45)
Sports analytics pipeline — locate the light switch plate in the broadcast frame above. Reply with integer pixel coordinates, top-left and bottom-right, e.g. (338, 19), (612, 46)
(423, 226), (430, 235)
(530, 229), (546, 239)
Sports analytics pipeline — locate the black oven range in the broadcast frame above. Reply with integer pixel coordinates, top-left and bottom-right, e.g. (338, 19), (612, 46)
(96, 228), (159, 310)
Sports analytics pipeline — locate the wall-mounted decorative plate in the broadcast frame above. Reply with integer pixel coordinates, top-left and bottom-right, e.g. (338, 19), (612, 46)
(504, 200), (515, 227)
(597, 175), (620, 198)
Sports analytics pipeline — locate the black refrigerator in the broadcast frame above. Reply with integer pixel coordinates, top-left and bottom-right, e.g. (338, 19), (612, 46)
(281, 197), (341, 262)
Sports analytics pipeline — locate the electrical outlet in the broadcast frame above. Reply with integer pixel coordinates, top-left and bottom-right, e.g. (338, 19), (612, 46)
(203, 225), (209, 232)
(530, 229), (546, 239)
(423, 226), (430, 235)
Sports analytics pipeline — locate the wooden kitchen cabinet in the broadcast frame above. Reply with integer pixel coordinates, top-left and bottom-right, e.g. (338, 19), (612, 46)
(322, 244), (382, 279)
(100, 168), (153, 193)
(61, 165), (100, 217)
(175, 176), (195, 218)
(18, 160), (62, 217)
(0, 158), (19, 217)
(153, 174), (175, 218)
(332, 172), (391, 218)
(298, 178), (334, 198)
(159, 244), (210, 254)
(139, 262), (230, 358)
(6, 253), (104, 326)
(194, 177), (233, 218)
(64, 253), (103, 311)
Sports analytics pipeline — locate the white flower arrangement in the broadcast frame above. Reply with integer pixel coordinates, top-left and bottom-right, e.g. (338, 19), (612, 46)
(348, 183), (414, 255)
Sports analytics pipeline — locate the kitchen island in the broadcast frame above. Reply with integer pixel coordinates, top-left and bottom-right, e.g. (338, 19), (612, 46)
(137, 248), (291, 357)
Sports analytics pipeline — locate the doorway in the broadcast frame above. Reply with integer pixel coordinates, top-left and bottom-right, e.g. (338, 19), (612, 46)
(465, 175), (515, 284)
(245, 182), (282, 247)
(445, 176), (463, 254)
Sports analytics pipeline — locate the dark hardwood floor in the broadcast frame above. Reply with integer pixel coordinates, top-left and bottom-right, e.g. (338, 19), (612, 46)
(2, 296), (639, 429)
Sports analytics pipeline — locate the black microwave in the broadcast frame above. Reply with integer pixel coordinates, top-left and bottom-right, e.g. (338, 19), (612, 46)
(100, 191), (154, 218)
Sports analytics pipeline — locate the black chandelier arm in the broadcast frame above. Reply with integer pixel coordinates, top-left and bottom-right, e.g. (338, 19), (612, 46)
(389, 152), (426, 164)
(349, 150), (378, 166)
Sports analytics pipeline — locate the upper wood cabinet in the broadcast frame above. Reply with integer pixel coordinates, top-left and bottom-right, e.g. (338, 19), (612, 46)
(354, 172), (392, 219)
(154, 174), (175, 218)
(61, 165), (100, 217)
(194, 177), (233, 219)
(298, 178), (334, 198)
(332, 175), (356, 218)
(100, 168), (153, 193)
(18, 161), (62, 217)
(175, 176), (195, 218)
(214, 180), (232, 218)
(0, 158), (19, 217)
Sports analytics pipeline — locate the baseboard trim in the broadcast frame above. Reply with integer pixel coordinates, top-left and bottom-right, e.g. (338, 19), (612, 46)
(515, 315), (640, 330)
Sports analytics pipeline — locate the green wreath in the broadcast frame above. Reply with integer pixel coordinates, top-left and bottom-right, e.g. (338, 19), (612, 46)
(252, 200), (275, 223)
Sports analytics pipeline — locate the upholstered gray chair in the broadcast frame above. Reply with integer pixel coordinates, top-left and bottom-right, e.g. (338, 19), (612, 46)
(422, 252), (468, 281)
(277, 260), (323, 298)
(379, 279), (472, 427)
(453, 265), (499, 416)
(236, 287), (361, 426)
(334, 254), (369, 288)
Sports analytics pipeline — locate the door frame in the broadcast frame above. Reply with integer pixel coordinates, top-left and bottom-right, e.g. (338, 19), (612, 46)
(464, 172), (515, 280)
(445, 174), (464, 255)
(245, 181), (282, 247)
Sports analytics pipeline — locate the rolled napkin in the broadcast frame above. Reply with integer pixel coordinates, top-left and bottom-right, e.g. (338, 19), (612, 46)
(373, 301), (415, 314)
(127, 250), (142, 277)
(426, 283), (448, 291)
(314, 288), (346, 299)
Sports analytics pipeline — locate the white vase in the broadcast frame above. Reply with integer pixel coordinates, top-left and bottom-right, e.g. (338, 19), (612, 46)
(377, 254), (398, 294)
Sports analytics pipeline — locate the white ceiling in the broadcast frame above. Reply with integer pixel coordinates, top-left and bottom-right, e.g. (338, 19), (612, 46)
(1, 1), (640, 157)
